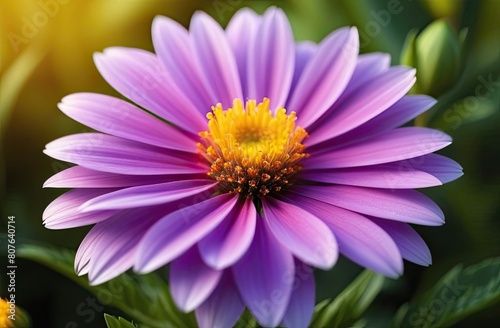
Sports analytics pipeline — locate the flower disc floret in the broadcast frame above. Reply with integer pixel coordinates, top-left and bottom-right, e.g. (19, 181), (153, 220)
(198, 98), (308, 196)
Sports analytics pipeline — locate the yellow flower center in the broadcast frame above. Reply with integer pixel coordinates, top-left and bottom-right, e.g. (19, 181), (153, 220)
(198, 98), (308, 197)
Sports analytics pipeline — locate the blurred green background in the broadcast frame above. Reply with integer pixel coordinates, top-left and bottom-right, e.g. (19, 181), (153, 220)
(1, 0), (499, 327)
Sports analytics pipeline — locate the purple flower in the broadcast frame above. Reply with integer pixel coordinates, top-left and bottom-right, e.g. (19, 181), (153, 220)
(43, 7), (462, 328)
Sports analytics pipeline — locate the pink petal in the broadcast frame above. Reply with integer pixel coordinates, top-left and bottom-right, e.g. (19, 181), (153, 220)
(262, 197), (338, 269)
(369, 217), (432, 266)
(405, 153), (463, 184)
(195, 272), (244, 328)
(300, 165), (441, 189)
(293, 185), (444, 226)
(80, 179), (217, 211)
(306, 53), (390, 131)
(59, 93), (196, 152)
(189, 12), (242, 108)
(44, 133), (208, 175)
(289, 41), (317, 97)
(94, 47), (207, 134)
(307, 66), (416, 145)
(330, 95), (436, 146)
(346, 52), (391, 90)
(170, 247), (222, 312)
(226, 8), (261, 99)
(134, 194), (238, 273)
(198, 197), (256, 270)
(246, 7), (295, 109)
(43, 189), (118, 229)
(152, 16), (216, 114)
(88, 206), (170, 285)
(285, 193), (403, 278)
(232, 219), (294, 327)
(75, 216), (117, 275)
(305, 127), (452, 169)
(283, 261), (315, 328)
(289, 27), (359, 128)
(300, 153), (462, 189)
(43, 166), (196, 189)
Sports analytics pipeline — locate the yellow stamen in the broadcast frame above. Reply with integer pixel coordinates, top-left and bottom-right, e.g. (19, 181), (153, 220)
(198, 98), (308, 196)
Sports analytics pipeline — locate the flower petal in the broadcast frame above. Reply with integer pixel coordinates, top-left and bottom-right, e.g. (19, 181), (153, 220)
(170, 247), (222, 312)
(75, 217), (115, 276)
(94, 47), (206, 134)
(345, 52), (391, 90)
(88, 207), (169, 285)
(303, 52), (389, 142)
(285, 193), (403, 278)
(307, 66), (416, 145)
(198, 197), (256, 270)
(44, 133), (207, 175)
(305, 127), (452, 169)
(59, 93), (196, 152)
(190, 11), (242, 108)
(289, 27), (359, 128)
(226, 8), (261, 99)
(410, 153), (464, 184)
(300, 165), (441, 189)
(80, 179), (217, 211)
(330, 95), (437, 145)
(233, 219), (294, 327)
(43, 189), (118, 229)
(369, 217), (432, 266)
(282, 261), (315, 328)
(289, 41), (317, 97)
(300, 153), (462, 189)
(152, 16), (216, 114)
(135, 194), (238, 273)
(247, 7), (295, 109)
(262, 197), (338, 269)
(43, 166), (196, 189)
(293, 185), (444, 226)
(195, 272), (244, 328)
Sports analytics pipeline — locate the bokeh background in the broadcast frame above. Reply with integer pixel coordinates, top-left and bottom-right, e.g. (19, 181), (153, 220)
(1, 0), (499, 327)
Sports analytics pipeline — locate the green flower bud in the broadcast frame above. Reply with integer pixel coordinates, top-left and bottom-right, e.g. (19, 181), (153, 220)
(400, 19), (467, 97)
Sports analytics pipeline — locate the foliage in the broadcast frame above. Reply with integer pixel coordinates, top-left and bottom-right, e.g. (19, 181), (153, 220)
(311, 270), (385, 328)
(18, 244), (196, 328)
(392, 257), (500, 328)
(104, 315), (138, 328)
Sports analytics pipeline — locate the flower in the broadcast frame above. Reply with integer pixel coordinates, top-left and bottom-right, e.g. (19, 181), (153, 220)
(400, 19), (466, 97)
(0, 299), (14, 328)
(43, 7), (462, 328)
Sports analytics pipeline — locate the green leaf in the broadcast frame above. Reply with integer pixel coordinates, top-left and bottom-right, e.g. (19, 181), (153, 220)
(310, 270), (385, 328)
(234, 310), (258, 328)
(392, 257), (500, 328)
(104, 314), (138, 328)
(433, 93), (500, 132)
(18, 244), (196, 328)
